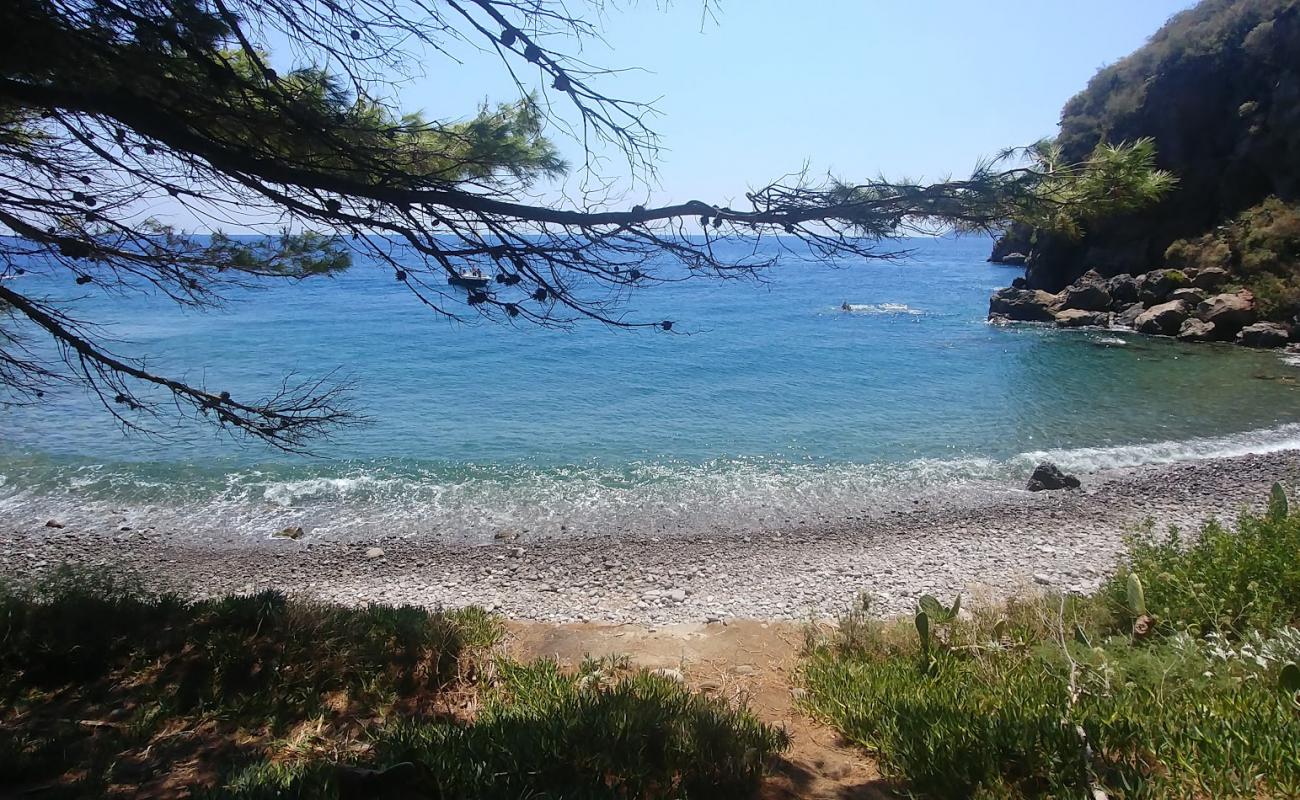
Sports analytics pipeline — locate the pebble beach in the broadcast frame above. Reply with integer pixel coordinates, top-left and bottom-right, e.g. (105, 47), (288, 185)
(4, 450), (1295, 623)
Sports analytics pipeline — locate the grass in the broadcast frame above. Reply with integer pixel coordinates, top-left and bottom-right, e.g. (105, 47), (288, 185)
(0, 571), (786, 798)
(802, 487), (1300, 798)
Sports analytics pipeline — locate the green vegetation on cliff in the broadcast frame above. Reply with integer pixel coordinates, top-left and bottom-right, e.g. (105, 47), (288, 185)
(1166, 197), (1300, 319)
(1002, 0), (1300, 294)
(802, 490), (1300, 798)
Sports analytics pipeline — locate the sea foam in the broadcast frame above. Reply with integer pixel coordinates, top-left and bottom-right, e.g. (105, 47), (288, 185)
(1017, 423), (1300, 473)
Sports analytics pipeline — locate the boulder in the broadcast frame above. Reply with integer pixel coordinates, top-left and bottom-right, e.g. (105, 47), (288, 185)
(1010, 276), (1027, 289)
(1177, 318), (1217, 342)
(1026, 462), (1081, 492)
(1105, 274), (1139, 307)
(1114, 303), (1145, 328)
(1237, 321), (1291, 348)
(1192, 266), (1231, 290)
(989, 288), (1059, 322)
(1136, 269), (1190, 305)
(1134, 300), (1190, 336)
(1055, 309), (1109, 328)
(1168, 287), (1206, 306)
(1000, 252), (1029, 266)
(1196, 291), (1257, 337)
(1059, 270), (1113, 312)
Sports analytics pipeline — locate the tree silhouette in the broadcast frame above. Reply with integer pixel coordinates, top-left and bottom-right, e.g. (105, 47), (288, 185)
(0, 0), (1173, 450)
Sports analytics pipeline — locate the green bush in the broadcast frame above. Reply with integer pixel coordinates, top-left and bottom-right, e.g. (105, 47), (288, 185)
(1, 574), (785, 799)
(381, 661), (786, 800)
(199, 658), (788, 800)
(1056, 0), (1294, 160)
(803, 490), (1300, 798)
(1104, 497), (1300, 636)
(0, 569), (494, 720)
(1163, 197), (1300, 318)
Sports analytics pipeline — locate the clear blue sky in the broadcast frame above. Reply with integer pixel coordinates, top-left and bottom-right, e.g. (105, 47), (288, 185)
(386, 0), (1196, 208)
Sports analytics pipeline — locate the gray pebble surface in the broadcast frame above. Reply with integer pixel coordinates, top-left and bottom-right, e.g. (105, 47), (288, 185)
(2, 451), (1295, 623)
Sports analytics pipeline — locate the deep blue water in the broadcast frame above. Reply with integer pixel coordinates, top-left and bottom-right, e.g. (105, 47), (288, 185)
(3, 236), (1299, 540)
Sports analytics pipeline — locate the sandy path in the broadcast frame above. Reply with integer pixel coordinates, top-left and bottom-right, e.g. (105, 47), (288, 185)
(507, 618), (890, 799)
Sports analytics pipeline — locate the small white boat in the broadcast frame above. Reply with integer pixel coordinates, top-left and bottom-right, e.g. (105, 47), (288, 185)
(448, 271), (491, 290)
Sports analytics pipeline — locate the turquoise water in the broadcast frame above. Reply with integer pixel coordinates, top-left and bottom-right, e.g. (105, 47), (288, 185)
(3, 236), (1299, 540)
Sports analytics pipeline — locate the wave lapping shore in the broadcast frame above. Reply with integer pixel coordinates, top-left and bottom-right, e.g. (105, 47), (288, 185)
(3, 451), (1295, 623)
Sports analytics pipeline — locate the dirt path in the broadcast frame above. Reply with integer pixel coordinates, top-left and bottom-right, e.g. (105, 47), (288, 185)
(507, 619), (893, 799)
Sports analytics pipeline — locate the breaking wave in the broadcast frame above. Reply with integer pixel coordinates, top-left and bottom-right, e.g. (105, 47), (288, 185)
(840, 302), (925, 315)
(3, 422), (1299, 543)
(1017, 423), (1300, 473)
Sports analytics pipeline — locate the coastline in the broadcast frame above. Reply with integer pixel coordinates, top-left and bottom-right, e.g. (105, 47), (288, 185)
(3, 449), (1296, 624)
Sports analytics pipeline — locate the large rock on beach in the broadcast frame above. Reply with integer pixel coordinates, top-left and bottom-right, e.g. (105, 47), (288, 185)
(1105, 274), (1139, 307)
(1192, 266), (1230, 290)
(988, 288), (1058, 322)
(1196, 291), (1256, 337)
(1168, 287), (1206, 306)
(1113, 303), (1145, 328)
(1054, 309), (1109, 328)
(1026, 462), (1081, 492)
(1058, 270), (1112, 312)
(1136, 269), (1189, 305)
(1237, 321), (1291, 348)
(1177, 318), (1217, 342)
(1134, 299), (1189, 336)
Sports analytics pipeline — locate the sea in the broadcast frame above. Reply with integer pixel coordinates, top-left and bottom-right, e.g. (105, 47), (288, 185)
(3, 236), (1299, 542)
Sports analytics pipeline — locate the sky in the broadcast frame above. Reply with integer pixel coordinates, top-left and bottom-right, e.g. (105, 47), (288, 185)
(383, 0), (1198, 209)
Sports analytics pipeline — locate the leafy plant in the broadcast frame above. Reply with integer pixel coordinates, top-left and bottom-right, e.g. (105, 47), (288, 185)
(803, 490), (1300, 798)
(1, 571), (786, 799)
(915, 594), (961, 666)
(1281, 661), (1300, 693)
(1164, 198), (1300, 319)
(1269, 481), (1290, 522)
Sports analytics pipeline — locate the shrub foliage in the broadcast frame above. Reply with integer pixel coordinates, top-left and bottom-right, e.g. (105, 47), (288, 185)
(1165, 197), (1300, 319)
(803, 488), (1300, 798)
(0, 574), (784, 798)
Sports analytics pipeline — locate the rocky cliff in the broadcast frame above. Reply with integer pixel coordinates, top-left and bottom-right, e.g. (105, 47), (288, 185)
(994, 0), (1300, 296)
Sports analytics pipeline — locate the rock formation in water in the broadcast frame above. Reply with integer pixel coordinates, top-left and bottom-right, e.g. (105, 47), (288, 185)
(990, 0), (1300, 332)
(987, 1), (1294, 323)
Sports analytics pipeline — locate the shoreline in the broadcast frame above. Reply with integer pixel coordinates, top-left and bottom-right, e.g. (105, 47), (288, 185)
(3, 450), (1297, 623)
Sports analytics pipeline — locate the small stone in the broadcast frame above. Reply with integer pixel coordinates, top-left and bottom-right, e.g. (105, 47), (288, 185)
(507, 547), (525, 558)
(274, 526), (305, 540)
(821, 761), (853, 780)
(44, 519), (64, 529)
(1033, 573), (1053, 585)
(733, 664), (756, 676)
(364, 547), (385, 559)
(650, 668), (684, 683)
(665, 588), (687, 602)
